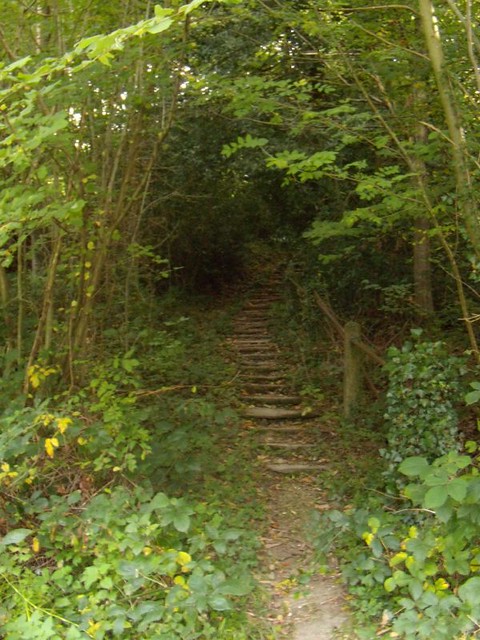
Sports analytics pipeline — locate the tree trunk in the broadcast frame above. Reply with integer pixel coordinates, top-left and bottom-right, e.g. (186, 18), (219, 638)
(344, 321), (363, 420)
(418, 0), (480, 257)
(411, 110), (434, 315)
(23, 232), (62, 393)
(413, 216), (434, 314)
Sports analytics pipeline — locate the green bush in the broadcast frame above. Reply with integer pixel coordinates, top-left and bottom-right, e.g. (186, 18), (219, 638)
(0, 485), (254, 639)
(0, 306), (260, 640)
(381, 333), (463, 490)
(313, 451), (480, 639)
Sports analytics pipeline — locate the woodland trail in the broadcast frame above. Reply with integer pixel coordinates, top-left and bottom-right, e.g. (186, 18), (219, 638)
(227, 278), (352, 640)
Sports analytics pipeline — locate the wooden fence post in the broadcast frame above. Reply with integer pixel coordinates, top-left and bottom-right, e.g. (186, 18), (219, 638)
(344, 321), (363, 420)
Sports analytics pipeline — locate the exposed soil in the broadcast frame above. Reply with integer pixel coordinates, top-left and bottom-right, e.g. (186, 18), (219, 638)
(258, 476), (350, 639)
(228, 281), (354, 639)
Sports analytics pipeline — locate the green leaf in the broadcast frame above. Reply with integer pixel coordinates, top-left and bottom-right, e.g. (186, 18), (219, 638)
(150, 492), (170, 510)
(173, 512), (190, 533)
(458, 577), (480, 605)
(465, 440), (478, 453)
(4, 56), (32, 74)
(398, 457), (430, 478)
(424, 485), (448, 509)
(447, 478), (467, 501)
(367, 517), (380, 532)
(408, 579), (424, 601)
(218, 577), (252, 596)
(406, 538), (434, 564)
(0, 528), (32, 546)
(384, 577), (396, 592)
(179, 0), (207, 15)
(208, 594), (232, 611)
(154, 5), (173, 17)
(465, 388), (480, 405)
(75, 35), (103, 53)
(145, 18), (174, 34)
(82, 566), (100, 588)
(243, 134), (269, 149)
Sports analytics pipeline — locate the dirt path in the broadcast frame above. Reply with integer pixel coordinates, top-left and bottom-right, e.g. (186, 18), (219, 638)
(228, 282), (352, 639)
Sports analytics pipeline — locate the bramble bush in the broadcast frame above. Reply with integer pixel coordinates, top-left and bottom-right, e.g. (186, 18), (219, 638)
(313, 451), (480, 639)
(0, 305), (260, 639)
(0, 484), (254, 639)
(0, 373), (255, 639)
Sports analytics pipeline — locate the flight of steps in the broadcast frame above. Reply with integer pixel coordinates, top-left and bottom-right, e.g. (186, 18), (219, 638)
(229, 285), (327, 475)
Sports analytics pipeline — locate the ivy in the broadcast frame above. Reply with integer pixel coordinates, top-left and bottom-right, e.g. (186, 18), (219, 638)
(380, 333), (464, 490)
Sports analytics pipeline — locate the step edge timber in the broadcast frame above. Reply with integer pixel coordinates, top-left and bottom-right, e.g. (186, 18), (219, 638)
(242, 407), (318, 419)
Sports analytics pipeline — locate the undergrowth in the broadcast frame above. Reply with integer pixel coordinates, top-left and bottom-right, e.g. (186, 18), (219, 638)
(0, 293), (270, 639)
(309, 334), (480, 640)
(268, 261), (480, 638)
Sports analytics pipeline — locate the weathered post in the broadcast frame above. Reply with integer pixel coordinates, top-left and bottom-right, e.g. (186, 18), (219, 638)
(343, 321), (363, 420)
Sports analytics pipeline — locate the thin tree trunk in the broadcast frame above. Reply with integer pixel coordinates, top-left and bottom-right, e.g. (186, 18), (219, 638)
(17, 241), (24, 366)
(344, 56), (477, 353)
(23, 232), (62, 393)
(0, 265), (12, 350)
(418, 0), (480, 257)
(412, 111), (434, 315)
(413, 216), (434, 314)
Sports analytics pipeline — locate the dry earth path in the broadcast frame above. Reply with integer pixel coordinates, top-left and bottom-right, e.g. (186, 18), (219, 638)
(227, 281), (352, 639)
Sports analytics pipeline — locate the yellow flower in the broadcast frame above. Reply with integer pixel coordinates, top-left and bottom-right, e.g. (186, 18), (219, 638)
(45, 437), (59, 458)
(86, 620), (101, 637)
(435, 578), (449, 591)
(176, 551), (192, 566)
(362, 532), (374, 546)
(56, 417), (72, 434)
(28, 366), (41, 389)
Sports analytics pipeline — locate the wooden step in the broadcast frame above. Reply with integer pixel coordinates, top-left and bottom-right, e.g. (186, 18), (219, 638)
(233, 320), (268, 330)
(240, 363), (279, 372)
(241, 374), (286, 383)
(245, 302), (277, 308)
(242, 407), (316, 420)
(230, 337), (273, 343)
(243, 383), (289, 393)
(265, 462), (328, 474)
(231, 339), (272, 344)
(236, 348), (278, 356)
(239, 353), (278, 360)
(235, 343), (277, 349)
(234, 331), (269, 337)
(243, 394), (302, 405)
(235, 317), (269, 322)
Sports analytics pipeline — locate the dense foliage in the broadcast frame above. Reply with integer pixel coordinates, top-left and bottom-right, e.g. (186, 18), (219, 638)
(313, 451), (480, 640)
(381, 334), (464, 490)
(1, 0), (480, 638)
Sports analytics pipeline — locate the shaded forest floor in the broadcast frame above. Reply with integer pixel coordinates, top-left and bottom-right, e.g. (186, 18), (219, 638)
(0, 258), (386, 640)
